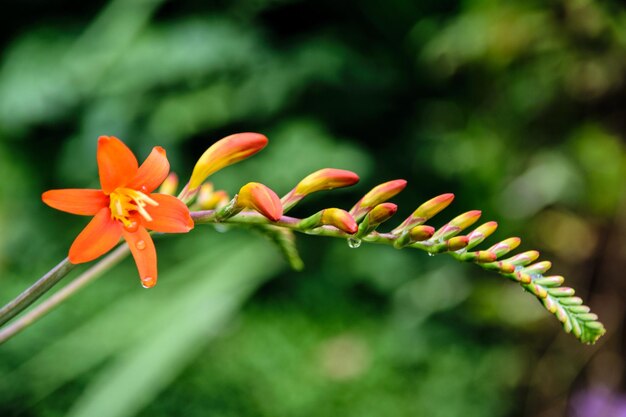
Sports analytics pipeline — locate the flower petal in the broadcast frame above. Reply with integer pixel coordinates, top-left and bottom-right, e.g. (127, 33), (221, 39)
(126, 146), (170, 193)
(141, 193), (194, 233)
(69, 208), (122, 263)
(122, 226), (157, 288)
(97, 136), (139, 194)
(42, 189), (108, 215)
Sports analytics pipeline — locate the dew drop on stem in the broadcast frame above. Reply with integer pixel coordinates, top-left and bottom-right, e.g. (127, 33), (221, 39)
(347, 238), (361, 248)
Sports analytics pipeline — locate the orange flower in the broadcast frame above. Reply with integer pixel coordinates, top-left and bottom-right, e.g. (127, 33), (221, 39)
(42, 136), (194, 288)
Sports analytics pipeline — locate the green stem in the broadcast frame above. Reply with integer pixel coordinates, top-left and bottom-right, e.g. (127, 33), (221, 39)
(0, 257), (77, 327)
(0, 244), (130, 344)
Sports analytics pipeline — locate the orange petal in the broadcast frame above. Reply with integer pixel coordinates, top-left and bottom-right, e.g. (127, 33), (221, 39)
(141, 193), (194, 233)
(122, 226), (157, 288)
(42, 189), (108, 215)
(126, 146), (170, 193)
(237, 182), (283, 221)
(69, 208), (122, 263)
(188, 133), (268, 190)
(97, 136), (139, 194)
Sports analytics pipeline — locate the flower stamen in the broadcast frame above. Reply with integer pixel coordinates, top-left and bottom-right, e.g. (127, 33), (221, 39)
(109, 187), (159, 227)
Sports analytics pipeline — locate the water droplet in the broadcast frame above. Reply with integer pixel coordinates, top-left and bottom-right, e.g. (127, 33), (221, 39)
(140, 185), (148, 193)
(124, 220), (139, 233)
(141, 276), (156, 288)
(428, 252), (435, 257)
(347, 238), (361, 248)
(214, 224), (229, 233)
(136, 240), (146, 250)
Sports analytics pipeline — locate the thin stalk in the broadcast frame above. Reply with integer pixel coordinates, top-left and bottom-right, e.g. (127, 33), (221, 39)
(0, 244), (130, 344)
(0, 258), (77, 327)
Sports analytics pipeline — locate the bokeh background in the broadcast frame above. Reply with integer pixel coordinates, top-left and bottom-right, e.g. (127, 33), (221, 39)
(1, 0), (626, 416)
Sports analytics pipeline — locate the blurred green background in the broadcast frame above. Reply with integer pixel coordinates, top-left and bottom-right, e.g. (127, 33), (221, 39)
(1, 0), (625, 416)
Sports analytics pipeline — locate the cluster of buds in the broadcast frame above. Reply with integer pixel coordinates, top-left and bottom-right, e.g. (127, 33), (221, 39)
(179, 132), (605, 345)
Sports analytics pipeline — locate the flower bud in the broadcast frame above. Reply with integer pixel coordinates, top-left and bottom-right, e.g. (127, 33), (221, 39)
(487, 237), (521, 258)
(432, 210), (482, 241)
(466, 221), (498, 250)
(197, 183), (229, 210)
(189, 133), (268, 190)
(350, 179), (407, 220)
(367, 203), (398, 226)
(392, 193), (454, 233)
(294, 169), (359, 196)
(237, 182), (283, 221)
(158, 173), (179, 196)
(446, 235), (470, 251)
(409, 225), (435, 242)
(321, 208), (358, 234)
(522, 261), (552, 275)
(502, 250), (540, 266)
(282, 168), (359, 212)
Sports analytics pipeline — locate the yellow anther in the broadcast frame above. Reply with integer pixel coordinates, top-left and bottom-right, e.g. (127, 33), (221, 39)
(109, 187), (159, 226)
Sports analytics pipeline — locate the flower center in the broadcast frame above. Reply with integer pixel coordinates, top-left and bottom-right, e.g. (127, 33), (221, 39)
(109, 187), (159, 228)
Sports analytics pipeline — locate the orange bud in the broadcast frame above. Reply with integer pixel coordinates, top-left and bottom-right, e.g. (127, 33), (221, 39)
(466, 221), (498, 249)
(321, 208), (358, 234)
(189, 133), (268, 190)
(350, 179), (407, 219)
(158, 173), (179, 196)
(294, 168), (359, 196)
(488, 237), (521, 258)
(367, 203), (398, 226)
(409, 225), (435, 242)
(393, 193), (454, 233)
(237, 182), (283, 221)
(447, 236), (469, 251)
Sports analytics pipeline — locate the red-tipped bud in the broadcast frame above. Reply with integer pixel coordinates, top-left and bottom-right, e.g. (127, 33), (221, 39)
(447, 236), (470, 251)
(522, 261), (552, 275)
(393, 193), (455, 233)
(450, 210), (482, 229)
(432, 210), (482, 241)
(487, 237), (521, 258)
(475, 251), (498, 263)
(409, 225), (435, 242)
(466, 221), (498, 250)
(321, 208), (358, 234)
(503, 250), (540, 266)
(158, 173), (179, 196)
(414, 193), (455, 221)
(237, 182), (283, 221)
(350, 179), (407, 220)
(294, 168), (359, 196)
(189, 133), (268, 190)
(367, 203), (398, 226)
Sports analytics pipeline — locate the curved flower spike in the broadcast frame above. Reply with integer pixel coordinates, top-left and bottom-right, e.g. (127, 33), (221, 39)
(42, 136), (193, 288)
(188, 133), (268, 191)
(282, 168), (359, 212)
(237, 182), (283, 222)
